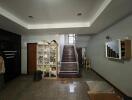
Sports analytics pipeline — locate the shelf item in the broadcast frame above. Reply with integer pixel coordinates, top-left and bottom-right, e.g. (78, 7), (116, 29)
(37, 40), (58, 78)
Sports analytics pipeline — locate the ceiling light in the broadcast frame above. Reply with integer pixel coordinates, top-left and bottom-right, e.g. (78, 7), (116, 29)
(28, 16), (34, 19)
(77, 13), (82, 16)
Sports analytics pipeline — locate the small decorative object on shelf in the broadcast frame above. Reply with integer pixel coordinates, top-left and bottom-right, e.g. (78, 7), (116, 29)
(37, 40), (58, 78)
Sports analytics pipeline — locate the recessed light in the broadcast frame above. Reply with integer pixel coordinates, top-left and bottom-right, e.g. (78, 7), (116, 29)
(28, 16), (34, 19)
(77, 13), (82, 16)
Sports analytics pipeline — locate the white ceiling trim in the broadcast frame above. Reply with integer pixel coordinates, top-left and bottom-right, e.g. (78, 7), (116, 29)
(0, 7), (28, 28)
(0, 0), (112, 29)
(90, 0), (112, 25)
(27, 22), (90, 29)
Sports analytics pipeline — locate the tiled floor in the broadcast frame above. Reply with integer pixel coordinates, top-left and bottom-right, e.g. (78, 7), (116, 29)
(0, 69), (103, 100)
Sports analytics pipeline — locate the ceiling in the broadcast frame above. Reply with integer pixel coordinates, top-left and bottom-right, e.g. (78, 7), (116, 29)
(0, 0), (132, 35)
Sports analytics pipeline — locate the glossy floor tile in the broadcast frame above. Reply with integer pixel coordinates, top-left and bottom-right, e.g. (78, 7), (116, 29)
(0, 69), (103, 100)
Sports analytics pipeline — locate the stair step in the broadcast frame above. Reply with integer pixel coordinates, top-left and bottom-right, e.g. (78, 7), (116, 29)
(62, 59), (76, 62)
(60, 62), (78, 71)
(62, 58), (76, 59)
(61, 62), (77, 66)
(60, 66), (78, 71)
(58, 72), (80, 78)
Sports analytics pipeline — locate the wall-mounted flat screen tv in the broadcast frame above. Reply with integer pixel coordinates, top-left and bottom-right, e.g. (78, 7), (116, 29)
(105, 40), (121, 59)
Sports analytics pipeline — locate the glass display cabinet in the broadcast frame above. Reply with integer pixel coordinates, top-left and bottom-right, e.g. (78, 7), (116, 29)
(37, 40), (58, 78)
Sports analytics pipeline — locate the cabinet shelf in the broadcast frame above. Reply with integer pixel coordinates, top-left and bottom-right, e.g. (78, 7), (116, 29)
(121, 40), (131, 59)
(37, 40), (58, 78)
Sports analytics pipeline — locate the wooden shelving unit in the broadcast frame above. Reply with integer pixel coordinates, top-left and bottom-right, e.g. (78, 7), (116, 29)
(37, 40), (58, 78)
(121, 40), (131, 59)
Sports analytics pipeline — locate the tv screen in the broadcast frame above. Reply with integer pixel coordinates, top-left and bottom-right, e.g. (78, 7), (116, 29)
(105, 40), (121, 59)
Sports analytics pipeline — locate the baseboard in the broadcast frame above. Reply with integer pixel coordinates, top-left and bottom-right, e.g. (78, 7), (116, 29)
(90, 68), (132, 100)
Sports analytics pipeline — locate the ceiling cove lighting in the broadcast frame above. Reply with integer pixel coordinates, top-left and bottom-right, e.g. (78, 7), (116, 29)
(0, 0), (112, 29)
(27, 22), (90, 29)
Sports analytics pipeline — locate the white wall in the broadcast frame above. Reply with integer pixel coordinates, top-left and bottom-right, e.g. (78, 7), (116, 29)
(64, 34), (90, 47)
(87, 14), (132, 97)
(75, 35), (90, 48)
(59, 34), (65, 61)
(64, 34), (69, 45)
(21, 33), (63, 74)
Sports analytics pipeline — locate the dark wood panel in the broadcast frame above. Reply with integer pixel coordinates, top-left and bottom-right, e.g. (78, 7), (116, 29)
(0, 28), (21, 82)
(27, 43), (37, 74)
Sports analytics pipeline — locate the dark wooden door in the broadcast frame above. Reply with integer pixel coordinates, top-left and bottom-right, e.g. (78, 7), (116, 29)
(27, 43), (37, 74)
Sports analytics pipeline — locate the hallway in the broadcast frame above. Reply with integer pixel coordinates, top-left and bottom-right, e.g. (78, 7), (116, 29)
(0, 70), (102, 100)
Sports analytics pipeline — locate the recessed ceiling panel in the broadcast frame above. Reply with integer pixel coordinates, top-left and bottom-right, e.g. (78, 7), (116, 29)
(0, 0), (104, 24)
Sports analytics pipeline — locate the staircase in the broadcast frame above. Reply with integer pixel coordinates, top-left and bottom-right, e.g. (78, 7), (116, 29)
(59, 45), (80, 78)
